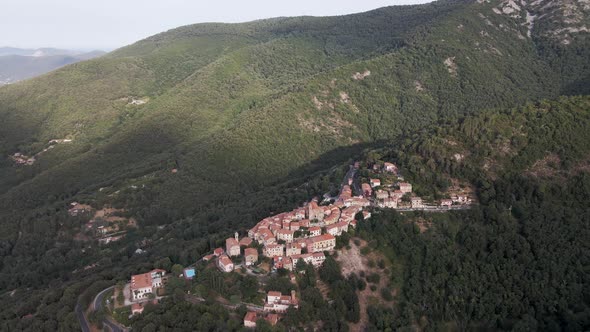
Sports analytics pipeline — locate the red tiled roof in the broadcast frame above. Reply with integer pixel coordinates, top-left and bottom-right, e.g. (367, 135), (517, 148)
(219, 255), (233, 266)
(131, 272), (152, 289)
(311, 234), (335, 243)
(245, 248), (258, 256)
(244, 311), (258, 323)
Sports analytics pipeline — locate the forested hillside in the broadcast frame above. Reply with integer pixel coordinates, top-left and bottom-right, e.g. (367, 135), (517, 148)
(0, 0), (588, 330)
(356, 96), (590, 330)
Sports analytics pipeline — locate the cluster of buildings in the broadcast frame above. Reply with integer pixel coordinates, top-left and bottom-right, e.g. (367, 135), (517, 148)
(243, 291), (298, 328)
(201, 233), (259, 273)
(368, 161), (472, 209)
(244, 184), (371, 272)
(10, 152), (35, 165)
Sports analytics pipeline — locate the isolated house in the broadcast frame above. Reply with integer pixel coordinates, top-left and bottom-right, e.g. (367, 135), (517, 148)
(130, 269), (166, 301)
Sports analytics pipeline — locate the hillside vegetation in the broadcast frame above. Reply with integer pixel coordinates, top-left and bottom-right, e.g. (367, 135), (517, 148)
(0, 0), (588, 330)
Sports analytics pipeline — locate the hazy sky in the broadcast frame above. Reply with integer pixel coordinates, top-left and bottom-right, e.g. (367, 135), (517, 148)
(1, 0), (432, 50)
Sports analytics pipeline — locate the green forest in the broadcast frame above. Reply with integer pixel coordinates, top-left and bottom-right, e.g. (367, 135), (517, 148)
(0, 0), (589, 330)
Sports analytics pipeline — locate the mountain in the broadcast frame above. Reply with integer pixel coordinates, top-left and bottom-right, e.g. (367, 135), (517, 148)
(0, 47), (87, 57)
(0, 48), (105, 84)
(0, 0), (588, 330)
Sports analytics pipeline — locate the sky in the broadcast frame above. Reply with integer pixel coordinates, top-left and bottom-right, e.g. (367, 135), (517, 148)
(0, 0), (432, 51)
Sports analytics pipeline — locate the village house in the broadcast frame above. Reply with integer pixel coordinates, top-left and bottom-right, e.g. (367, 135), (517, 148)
(131, 303), (144, 315)
(294, 208), (306, 220)
(311, 252), (326, 267)
(244, 312), (258, 328)
(226, 234), (241, 257)
(384, 162), (397, 173)
(452, 194), (470, 204)
(244, 248), (258, 266)
(379, 197), (398, 209)
(361, 183), (372, 198)
(286, 243), (302, 257)
(326, 221), (348, 236)
(411, 197), (424, 209)
(263, 243), (284, 258)
(276, 229), (295, 243)
(306, 201), (324, 222)
(290, 221), (300, 231)
(290, 253), (313, 267)
(244, 310), (281, 328)
(217, 254), (234, 273)
(346, 196), (371, 208)
(266, 313), (279, 326)
(391, 190), (404, 200)
(323, 210), (340, 225)
(299, 219), (310, 228)
(273, 256), (293, 270)
(310, 234), (336, 253)
(68, 202), (93, 217)
(370, 178), (381, 188)
(264, 291), (298, 313)
(130, 269), (166, 301)
(213, 248), (224, 256)
(440, 199), (453, 207)
(375, 190), (389, 200)
(309, 226), (322, 237)
(239, 237), (253, 247)
(399, 182), (412, 193)
(258, 228), (276, 245)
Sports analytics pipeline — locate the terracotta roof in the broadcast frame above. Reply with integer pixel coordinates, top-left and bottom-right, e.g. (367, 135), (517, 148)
(245, 248), (258, 256)
(131, 272), (152, 289)
(219, 255), (233, 266)
(268, 291), (282, 297)
(239, 237), (253, 246)
(244, 311), (258, 323)
(311, 234), (336, 243)
(266, 313), (279, 326)
(226, 237), (239, 247)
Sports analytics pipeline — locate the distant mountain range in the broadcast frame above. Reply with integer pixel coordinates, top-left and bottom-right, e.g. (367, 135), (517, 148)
(0, 47), (106, 84)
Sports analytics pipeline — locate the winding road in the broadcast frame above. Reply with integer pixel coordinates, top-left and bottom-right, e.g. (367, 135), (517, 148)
(77, 285), (127, 332)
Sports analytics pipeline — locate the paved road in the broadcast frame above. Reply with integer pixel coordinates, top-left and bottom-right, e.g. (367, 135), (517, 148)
(75, 303), (90, 332)
(93, 286), (127, 332)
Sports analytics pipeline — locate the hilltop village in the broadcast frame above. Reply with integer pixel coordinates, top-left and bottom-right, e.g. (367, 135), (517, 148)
(114, 160), (474, 328)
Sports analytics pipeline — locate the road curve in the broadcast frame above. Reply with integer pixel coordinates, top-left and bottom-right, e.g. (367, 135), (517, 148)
(75, 302), (90, 332)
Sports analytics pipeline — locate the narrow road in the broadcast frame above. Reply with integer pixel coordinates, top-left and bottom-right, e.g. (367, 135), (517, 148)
(75, 303), (90, 332)
(93, 286), (127, 332)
